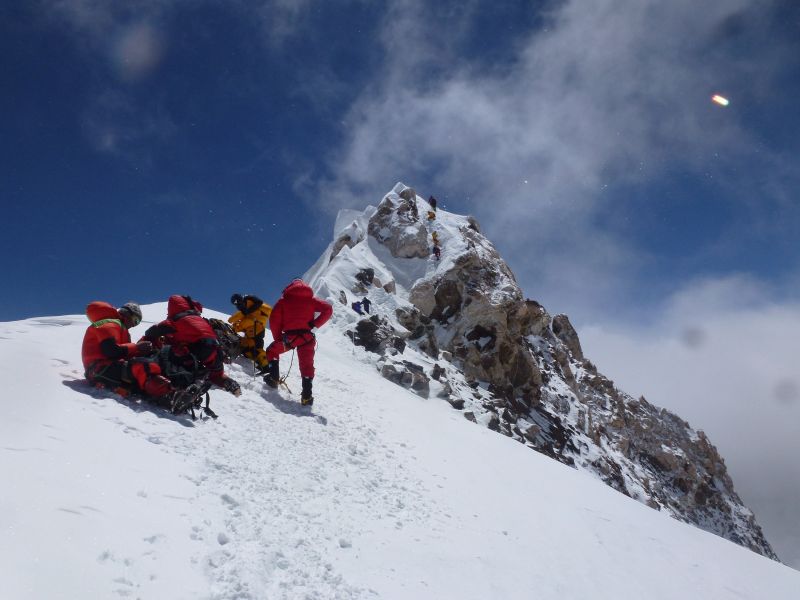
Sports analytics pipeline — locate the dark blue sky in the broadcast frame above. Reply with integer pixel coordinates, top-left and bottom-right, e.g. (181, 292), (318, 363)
(1, 2), (383, 318)
(2, 1), (798, 323)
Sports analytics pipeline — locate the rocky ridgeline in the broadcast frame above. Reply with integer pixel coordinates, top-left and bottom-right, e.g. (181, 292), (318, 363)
(309, 183), (777, 560)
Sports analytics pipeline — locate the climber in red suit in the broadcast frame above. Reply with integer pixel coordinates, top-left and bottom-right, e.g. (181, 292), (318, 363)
(262, 279), (333, 405)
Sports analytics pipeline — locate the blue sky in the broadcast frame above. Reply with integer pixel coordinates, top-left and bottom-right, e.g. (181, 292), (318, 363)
(2, 0), (800, 565)
(1, 0), (798, 323)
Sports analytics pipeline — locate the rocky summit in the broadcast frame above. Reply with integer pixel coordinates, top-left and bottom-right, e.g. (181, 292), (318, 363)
(305, 182), (777, 560)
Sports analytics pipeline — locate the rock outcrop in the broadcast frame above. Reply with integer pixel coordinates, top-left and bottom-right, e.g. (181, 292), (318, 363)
(368, 194), (429, 259)
(307, 183), (778, 561)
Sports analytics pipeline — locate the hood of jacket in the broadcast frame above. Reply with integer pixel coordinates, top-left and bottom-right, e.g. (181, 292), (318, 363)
(167, 295), (203, 318)
(86, 301), (121, 324)
(281, 280), (313, 302)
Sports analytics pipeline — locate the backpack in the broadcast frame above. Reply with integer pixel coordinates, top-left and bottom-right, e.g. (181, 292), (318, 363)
(206, 318), (243, 363)
(156, 345), (207, 389)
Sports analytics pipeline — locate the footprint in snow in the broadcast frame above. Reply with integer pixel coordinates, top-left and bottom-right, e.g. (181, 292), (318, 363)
(220, 493), (239, 508)
(143, 534), (164, 544)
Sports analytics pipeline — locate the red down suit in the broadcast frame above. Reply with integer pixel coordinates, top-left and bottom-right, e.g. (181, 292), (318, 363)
(149, 295), (228, 386)
(265, 280), (333, 378)
(81, 301), (162, 391)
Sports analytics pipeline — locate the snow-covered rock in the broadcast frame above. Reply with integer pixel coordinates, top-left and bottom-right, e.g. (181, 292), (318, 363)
(306, 182), (777, 560)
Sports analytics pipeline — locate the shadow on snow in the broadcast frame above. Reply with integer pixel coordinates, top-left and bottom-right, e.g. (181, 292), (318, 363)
(259, 387), (327, 425)
(60, 378), (197, 427)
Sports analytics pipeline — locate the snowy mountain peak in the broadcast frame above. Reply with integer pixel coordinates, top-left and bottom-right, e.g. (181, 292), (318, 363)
(306, 183), (777, 560)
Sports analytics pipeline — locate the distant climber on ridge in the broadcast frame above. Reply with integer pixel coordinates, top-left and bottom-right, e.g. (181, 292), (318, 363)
(361, 296), (372, 314)
(427, 196), (437, 221)
(262, 279), (333, 406)
(228, 293), (272, 374)
(81, 301), (172, 401)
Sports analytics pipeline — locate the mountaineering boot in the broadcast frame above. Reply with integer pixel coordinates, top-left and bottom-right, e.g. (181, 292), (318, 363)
(263, 360), (280, 388)
(221, 375), (242, 397)
(300, 376), (314, 406)
(255, 360), (271, 376)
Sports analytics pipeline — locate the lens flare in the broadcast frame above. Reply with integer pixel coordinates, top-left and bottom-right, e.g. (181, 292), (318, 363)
(711, 94), (730, 107)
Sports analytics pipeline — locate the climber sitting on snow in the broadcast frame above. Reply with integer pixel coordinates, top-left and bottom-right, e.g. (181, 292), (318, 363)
(143, 295), (241, 397)
(262, 279), (333, 406)
(228, 293), (272, 373)
(81, 301), (172, 401)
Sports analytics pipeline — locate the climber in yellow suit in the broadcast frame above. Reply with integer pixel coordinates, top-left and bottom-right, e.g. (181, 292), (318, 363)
(229, 294), (272, 373)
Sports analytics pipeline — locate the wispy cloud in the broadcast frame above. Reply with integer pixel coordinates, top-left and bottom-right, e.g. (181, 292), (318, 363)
(309, 0), (796, 317)
(40, 0), (337, 162)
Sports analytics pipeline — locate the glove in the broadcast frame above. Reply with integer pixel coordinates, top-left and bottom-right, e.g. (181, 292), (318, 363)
(308, 320), (316, 330)
(135, 341), (155, 356)
(222, 377), (241, 397)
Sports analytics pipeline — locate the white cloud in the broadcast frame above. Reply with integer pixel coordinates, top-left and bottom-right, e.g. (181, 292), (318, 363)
(111, 22), (165, 82)
(580, 275), (800, 567)
(311, 0), (794, 319)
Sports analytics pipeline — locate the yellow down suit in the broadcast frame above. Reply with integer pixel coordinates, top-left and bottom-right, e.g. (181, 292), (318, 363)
(228, 297), (272, 368)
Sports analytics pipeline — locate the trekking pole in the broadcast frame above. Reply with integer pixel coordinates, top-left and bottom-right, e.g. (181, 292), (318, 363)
(251, 324), (257, 380)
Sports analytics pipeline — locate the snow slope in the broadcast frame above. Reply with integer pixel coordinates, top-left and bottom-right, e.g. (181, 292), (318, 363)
(1, 304), (798, 599)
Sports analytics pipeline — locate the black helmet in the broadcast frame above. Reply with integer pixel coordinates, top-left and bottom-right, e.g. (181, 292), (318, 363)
(118, 302), (142, 328)
(231, 293), (245, 311)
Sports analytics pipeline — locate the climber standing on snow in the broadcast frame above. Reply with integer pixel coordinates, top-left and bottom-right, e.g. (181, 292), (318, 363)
(228, 293), (272, 374)
(263, 279), (333, 406)
(81, 301), (172, 401)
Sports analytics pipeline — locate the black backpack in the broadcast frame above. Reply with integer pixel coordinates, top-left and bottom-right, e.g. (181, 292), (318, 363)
(206, 318), (243, 363)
